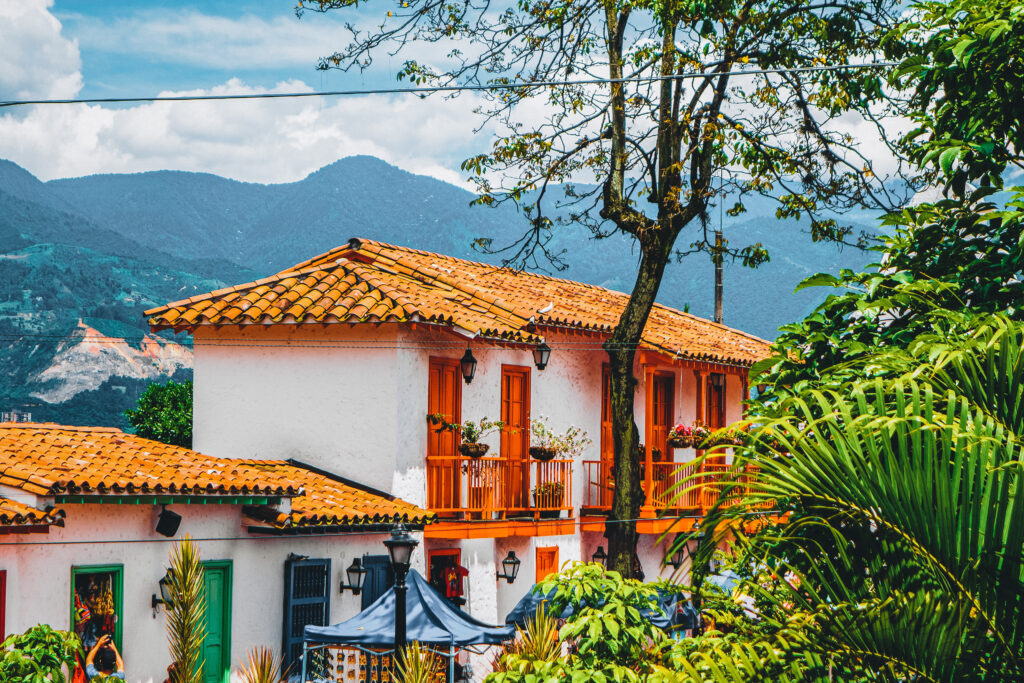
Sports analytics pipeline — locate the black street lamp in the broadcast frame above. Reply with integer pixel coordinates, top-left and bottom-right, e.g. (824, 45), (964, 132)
(591, 546), (608, 567)
(460, 349), (477, 384)
(384, 523), (419, 652)
(495, 551), (521, 584)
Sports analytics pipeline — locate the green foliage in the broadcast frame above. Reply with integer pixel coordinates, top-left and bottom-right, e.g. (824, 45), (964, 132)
(529, 417), (592, 457)
(126, 380), (193, 448)
(427, 414), (505, 443)
(167, 537), (206, 683)
(698, 313), (1024, 680)
(395, 642), (442, 683)
(0, 624), (82, 683)
(236, 647), (284, 683)
(753, 0), (1024, 404)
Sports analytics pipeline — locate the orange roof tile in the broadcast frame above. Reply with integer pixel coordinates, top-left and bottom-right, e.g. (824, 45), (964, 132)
(242, 462), (434, 530)
(147, 238), (769, 366)
(0, 423), (432, 529)
(0, 496), (64, 529)
(0, 423), (300, 497)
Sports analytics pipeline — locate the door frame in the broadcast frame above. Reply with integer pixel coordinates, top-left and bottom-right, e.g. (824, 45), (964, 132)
(70, 564), (124, 651)
(200, 560), (233, 683)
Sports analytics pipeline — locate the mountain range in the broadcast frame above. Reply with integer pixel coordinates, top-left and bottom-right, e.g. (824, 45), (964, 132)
(0, 156), (878, 427)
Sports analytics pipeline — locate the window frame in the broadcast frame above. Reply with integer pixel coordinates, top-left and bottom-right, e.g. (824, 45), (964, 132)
(70, 564), (124, 652)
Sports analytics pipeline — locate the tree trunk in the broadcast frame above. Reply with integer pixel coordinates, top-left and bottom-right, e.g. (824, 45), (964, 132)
(603, 240), (673, 575)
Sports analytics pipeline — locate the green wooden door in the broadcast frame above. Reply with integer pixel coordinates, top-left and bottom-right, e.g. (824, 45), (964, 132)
(200, 562), (232, 683)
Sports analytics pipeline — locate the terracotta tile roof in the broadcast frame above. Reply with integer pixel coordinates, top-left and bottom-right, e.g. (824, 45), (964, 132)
(243, 462), (435, 530)
(0, 423), (301, 497)
(0, 496), (64, 529)
(0, 423), (432, 530)
(147, 238), (770, 366)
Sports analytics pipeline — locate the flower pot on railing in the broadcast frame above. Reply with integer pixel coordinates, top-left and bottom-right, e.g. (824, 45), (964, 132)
(459, 442), (490, 458)
(529, 446), (559, 461)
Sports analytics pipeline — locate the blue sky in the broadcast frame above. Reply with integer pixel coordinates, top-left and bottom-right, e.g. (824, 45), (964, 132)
(0, 0), (488, 184)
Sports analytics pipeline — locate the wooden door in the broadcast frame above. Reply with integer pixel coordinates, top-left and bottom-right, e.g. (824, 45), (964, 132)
(501, 366), (531, 511)
(706, 373), (725, 430)
(428, 358), (462, 510)
(536, 546), (559, 582)
(650, 373), (674, 462)
(0, 569), (5, 641)
(200, 561), (232, 683)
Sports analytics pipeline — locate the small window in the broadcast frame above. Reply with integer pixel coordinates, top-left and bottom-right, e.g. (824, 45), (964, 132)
(282, 558), (330, 675)
(71, 565), (123, 652)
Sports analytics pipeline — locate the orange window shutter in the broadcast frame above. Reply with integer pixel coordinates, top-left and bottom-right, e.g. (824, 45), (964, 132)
(536, 546), (559, 582)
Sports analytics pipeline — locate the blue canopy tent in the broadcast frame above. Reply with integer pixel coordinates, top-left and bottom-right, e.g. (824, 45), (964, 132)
(302, 570), (515, 681)
(504, 584), (700, 632)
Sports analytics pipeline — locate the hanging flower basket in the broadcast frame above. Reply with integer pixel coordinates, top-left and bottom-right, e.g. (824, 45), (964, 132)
(529, 446), (559, 461)
(459, 442), (490, 458)
(668, 435), (692, 448)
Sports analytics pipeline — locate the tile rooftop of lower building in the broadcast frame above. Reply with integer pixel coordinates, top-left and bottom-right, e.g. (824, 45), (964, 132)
(0, 496), (64, 529)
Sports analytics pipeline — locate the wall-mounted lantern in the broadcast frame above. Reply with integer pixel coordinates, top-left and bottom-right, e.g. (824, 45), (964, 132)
(495, 551), (521, 584)
(532, 343), (551, 371)
(340, 557), (366, 595)
(669, 535), (686, 571)
(151, 570), (174, 610)
(460, 349), (477, 384)
(710, 372), (725, 388)
(591, 546), (608, 567)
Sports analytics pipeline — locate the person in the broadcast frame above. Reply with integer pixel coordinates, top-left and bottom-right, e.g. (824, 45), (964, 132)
(85, 634), (125, 681)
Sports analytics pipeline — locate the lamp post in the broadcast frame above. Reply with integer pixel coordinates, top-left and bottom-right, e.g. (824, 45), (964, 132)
(384, 523), (419, 653)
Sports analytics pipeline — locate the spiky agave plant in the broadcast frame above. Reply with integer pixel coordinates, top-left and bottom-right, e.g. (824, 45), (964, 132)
(395, 642), (441, 683)
(491, 604), (561, 675)
(167, 537), (206, 683)
(237, 647), (283, 683)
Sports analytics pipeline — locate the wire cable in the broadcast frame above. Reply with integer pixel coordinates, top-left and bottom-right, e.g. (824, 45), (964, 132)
(0, 62), (897, 108)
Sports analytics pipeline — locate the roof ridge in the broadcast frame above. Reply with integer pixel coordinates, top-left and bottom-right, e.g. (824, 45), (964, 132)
(0, 422), (123, 433)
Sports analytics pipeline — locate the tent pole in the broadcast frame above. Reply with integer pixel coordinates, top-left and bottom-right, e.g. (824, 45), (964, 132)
(449, 644), (455, 682)
(300, 642), (308, 683)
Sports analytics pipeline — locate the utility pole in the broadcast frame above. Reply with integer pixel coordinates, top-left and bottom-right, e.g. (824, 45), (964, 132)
(713, 229), (724, 324)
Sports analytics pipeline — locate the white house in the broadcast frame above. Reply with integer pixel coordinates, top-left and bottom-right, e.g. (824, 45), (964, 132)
(0, 423), (433, 683)
(146, 237), (770, 631)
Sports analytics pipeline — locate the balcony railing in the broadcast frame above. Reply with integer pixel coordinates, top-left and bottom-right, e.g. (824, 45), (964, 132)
(426, 456), (573, 519)
(582, 459), (769, 513)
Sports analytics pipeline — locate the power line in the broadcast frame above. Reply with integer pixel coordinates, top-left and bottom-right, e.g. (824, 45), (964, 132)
(0, 62), (897, 109)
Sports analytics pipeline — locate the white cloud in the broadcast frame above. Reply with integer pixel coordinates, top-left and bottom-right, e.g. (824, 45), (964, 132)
(0, 0), (82, 100)
(0, 78), (492, 186)
(62, 9), (351, 71)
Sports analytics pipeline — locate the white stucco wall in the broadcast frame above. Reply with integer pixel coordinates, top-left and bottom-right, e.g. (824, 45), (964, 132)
(1, 503), (422, 683)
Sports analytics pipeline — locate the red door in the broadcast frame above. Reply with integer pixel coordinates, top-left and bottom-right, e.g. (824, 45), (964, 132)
(501, 366), (531, 511)
(428, 358), (462, 511)
(650, 373), (674, 462)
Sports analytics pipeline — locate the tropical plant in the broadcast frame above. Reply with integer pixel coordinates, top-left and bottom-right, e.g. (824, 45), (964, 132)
(395, 642), (441, 683)
(167, 537), (206, 683)
(125, 380), (193, 448)
(690, 314), (1024, 681)
(529, 417), (591, 457)
(0, 624), (82, 683)
(490, 605), (562, 678)
(236, 647), (285, 683)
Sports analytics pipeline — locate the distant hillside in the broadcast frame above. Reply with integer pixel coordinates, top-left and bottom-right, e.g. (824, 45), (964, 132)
(0, 156), (878, 427)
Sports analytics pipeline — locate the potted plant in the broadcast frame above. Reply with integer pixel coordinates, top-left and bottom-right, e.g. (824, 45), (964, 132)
(691, 422), (711, 449)
(668, 423), (693, 448)
(427, 414), (504, 458)
(532, 481), (565, 518)
(529, 416), (592, 461)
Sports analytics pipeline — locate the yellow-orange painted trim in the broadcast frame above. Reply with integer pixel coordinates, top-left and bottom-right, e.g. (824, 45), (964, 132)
(423, 519), (576, 539)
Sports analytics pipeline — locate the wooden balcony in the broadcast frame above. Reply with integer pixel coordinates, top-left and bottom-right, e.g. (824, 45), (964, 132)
(582, 458), (768, 515)
(426, 456), (573, 521)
